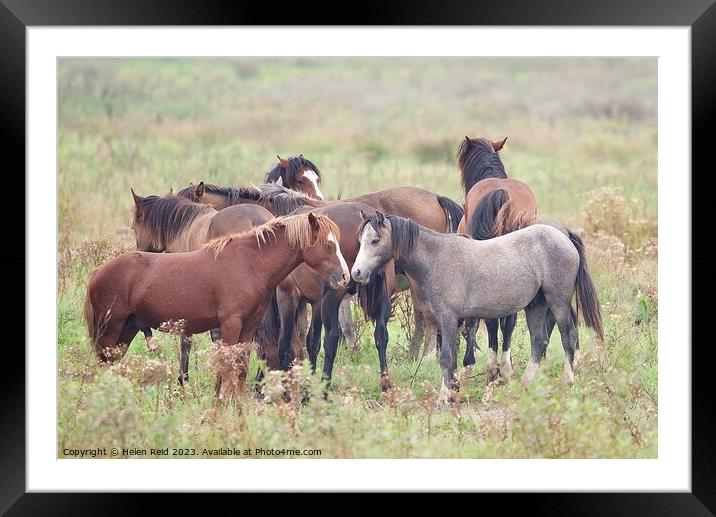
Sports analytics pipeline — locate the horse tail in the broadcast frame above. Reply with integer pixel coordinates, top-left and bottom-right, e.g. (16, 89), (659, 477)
(467, 189), (510, 240)
(568, 230), (605, 343)
(83, 281), (96, 349)
(83, 266), (110, 356)
(436, 195), (464, 233)
(357, 267), (387, 322)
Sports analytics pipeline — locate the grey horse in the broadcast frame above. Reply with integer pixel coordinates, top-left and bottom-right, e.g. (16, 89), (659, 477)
(351, 211), (604, 406)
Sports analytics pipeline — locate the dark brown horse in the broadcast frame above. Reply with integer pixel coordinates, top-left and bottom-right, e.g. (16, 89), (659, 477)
(85, 213), (350, 396)
(456, 136), (538, 382)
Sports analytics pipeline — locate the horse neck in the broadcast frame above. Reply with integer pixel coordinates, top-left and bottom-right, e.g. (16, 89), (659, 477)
(165, 210), (216, 253)
(236, 227), (305, 287)
(392, 228), (439, 283)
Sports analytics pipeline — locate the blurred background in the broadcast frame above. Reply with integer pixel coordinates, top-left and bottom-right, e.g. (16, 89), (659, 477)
(58, 58), (656, 243)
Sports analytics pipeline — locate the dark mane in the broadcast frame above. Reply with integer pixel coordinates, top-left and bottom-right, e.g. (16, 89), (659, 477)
(176, 183), (261, 205)
(265, 155), (322, 187)
(258, 183), (323, 216)
(136, 195), (213, 250)
(457, 137), (507, 194)
(359, 213), (419, 260)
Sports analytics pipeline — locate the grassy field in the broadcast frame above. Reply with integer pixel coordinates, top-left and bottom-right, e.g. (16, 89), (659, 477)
(58, 58), (658, 458)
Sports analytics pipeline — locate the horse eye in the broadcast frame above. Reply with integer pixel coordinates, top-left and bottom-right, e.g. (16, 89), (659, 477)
(371, 238), (379, 245)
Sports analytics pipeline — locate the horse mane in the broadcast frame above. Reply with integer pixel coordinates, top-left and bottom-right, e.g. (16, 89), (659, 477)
(204, 213), (340, 257)
(258, 183), (323, 215)
(136, 195), (214, 250)
(457, 137), (507, 194)
(359, 213), (419, 260)
(176, 183), (262, 205)
(265, 155), (322, 186)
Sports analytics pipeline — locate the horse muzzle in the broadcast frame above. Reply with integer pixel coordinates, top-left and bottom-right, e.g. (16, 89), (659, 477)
(330, 273), (351, 289)
(351, 268), (370, 284)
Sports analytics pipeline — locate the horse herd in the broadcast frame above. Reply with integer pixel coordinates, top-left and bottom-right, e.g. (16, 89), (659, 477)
(83, 136), (604, 406)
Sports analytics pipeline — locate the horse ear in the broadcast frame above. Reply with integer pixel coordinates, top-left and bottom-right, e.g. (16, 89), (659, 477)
(492, 137), (508, 151)
(277, 155), (289, 168)
(194, 181), (205, 198)
(375, 211), (385, 225)
(465, 135), (471, 141)
(131, 188), (143, 206)
(359, 209), (369, 221)
(307, 212), (320, 232)
(167, 188), (174, 197)
(276, 176), (284, 187)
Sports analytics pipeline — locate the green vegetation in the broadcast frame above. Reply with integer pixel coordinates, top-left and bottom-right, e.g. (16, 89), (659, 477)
(58, 58), (657, 458)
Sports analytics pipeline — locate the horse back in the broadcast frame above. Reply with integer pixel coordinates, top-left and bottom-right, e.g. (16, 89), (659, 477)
(465, 178), (537, 225)
(352, 186), (447, 233)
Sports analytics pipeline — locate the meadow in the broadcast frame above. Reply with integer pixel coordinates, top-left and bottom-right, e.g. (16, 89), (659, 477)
(58, 58), (658, 458)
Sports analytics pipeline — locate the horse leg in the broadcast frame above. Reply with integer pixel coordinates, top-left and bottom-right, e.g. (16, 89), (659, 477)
(338, 296), (357, 348)
(408, 307), (425, 361)
(424, 318), (438, 359)
(549, 304), (578, 384)
(291, 298), (308, 362)
(521, 301), (550, 386)
(95, 315), (136, 363)
(374, 293), (392, 391)
(485, 318), (500, 383)
(209, 328), (221, 344)
(276, 288), (298, 371)
(462, 317), (480, 367)
(498, 313), (517, 380)
(178, 332), (193, 385)
(306, 303), (323, 372)
(319, 287), (343, 390)
(436, 314), (460, 408)
(545, 306), (581, 364)
(214, 316), (244, 400)
(143, 328), (156, 351)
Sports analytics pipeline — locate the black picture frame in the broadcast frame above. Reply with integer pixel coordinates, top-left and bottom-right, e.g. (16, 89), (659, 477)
(6, 0), (712, 514)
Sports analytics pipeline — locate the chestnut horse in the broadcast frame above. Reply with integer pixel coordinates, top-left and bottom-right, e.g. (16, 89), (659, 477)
(130, 190), (281, 384)
(456, 136), (537, 382)
(85, 213), (350, 396)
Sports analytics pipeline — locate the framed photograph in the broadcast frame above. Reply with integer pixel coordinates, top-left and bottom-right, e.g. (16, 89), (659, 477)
(7, 0), (711, 513)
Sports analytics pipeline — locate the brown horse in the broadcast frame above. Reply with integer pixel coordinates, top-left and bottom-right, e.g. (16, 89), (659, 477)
(456, 136), (538, 382)
(130, 190), (283, 383)
(85, 212), (350, 396)
(266, 154), (325, 201)
(176, 154), (324, 209)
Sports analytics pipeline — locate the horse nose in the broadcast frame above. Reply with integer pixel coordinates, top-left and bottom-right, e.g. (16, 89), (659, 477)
(342, 273), (350, 283)
(352, 268), (360, 279)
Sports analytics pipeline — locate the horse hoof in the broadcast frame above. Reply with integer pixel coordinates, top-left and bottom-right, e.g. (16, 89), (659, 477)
(486, 366), (500, 384)
(499, 362), (513, 381)
(435, 392), (452, 411)
(573, 350), (584, 369)
(380, 374), (393, 392)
